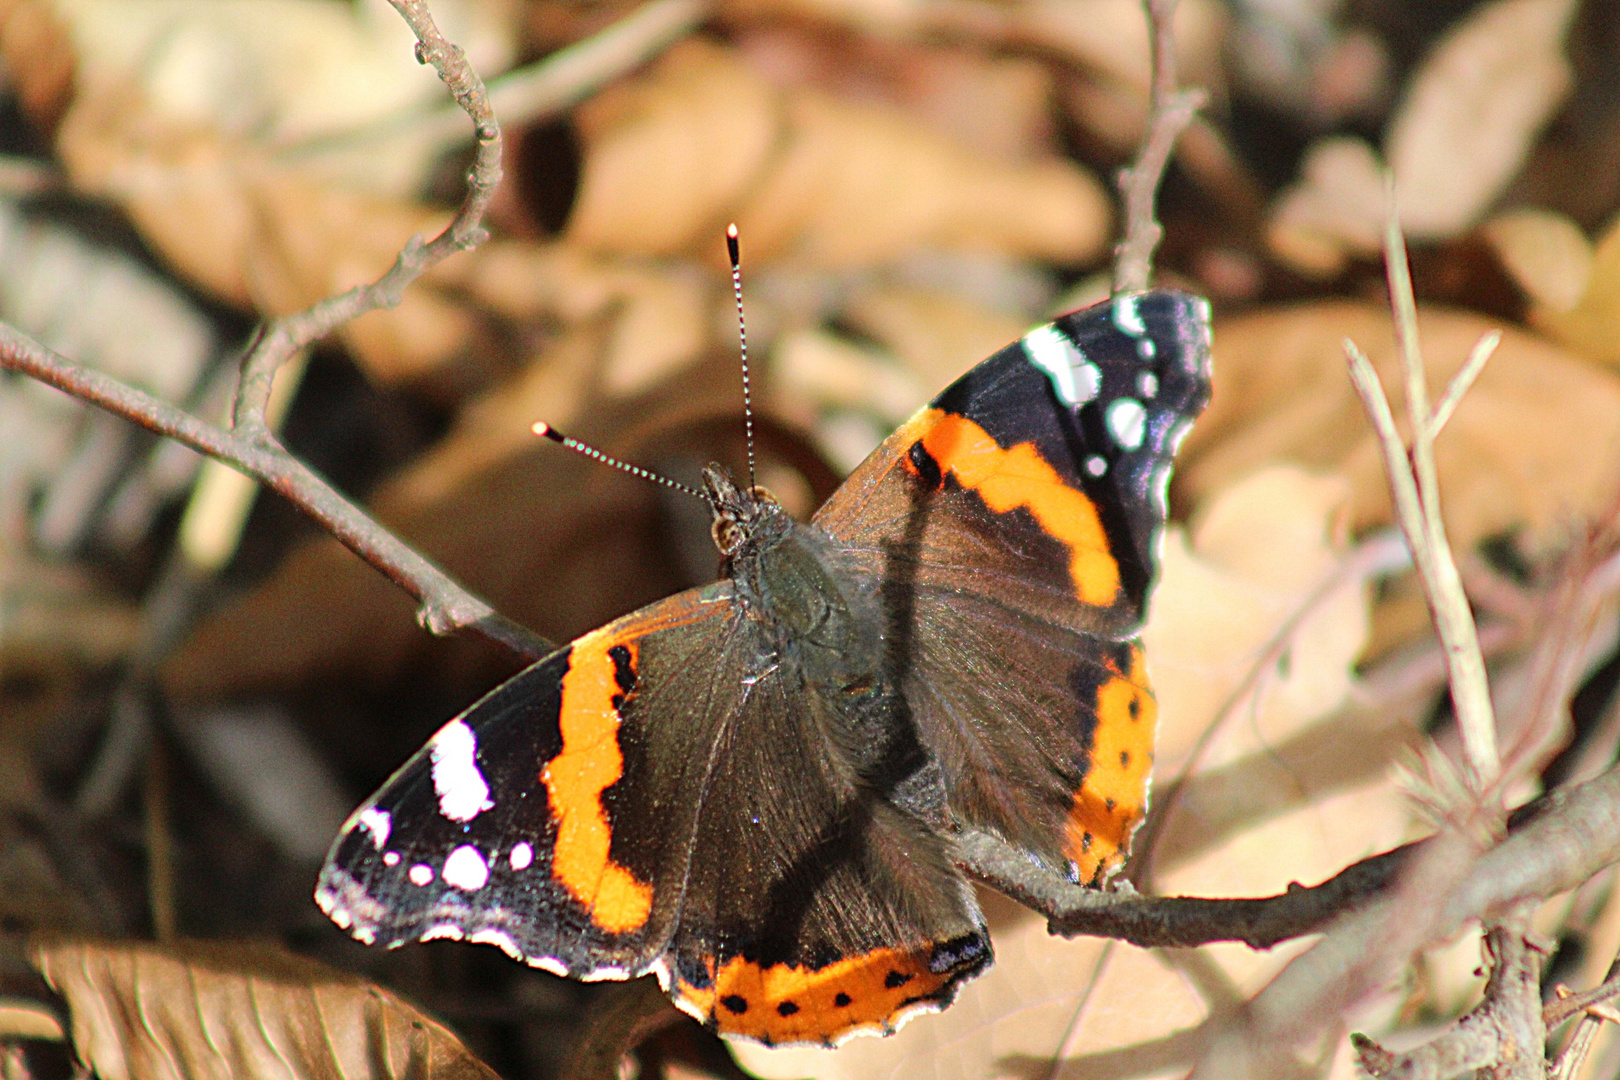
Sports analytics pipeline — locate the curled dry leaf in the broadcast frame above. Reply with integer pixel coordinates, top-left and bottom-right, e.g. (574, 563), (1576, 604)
(566, 39), (1111, 268)
(1176, 302), (1620, 559)
(735, 466), (1390, 1080)
(1268, 0), (1576, 275)
(1482, 207), (1593, 314)
(31, 939), (499, 1080)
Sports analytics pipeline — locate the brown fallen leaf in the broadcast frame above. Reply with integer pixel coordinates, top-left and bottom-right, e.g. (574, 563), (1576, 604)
(1268, 0), (1576, 274)
(54, 86), (470, 384)
(1482, 207), (1593, 314)
(565, 38), (1110, 269)
(1532, 211), (1620, 367)
(1386, 0), (1576, 240)
(567, 38), (783, 259)
(32, 938), (499, 1080)
(1176, 302), (1620, 559)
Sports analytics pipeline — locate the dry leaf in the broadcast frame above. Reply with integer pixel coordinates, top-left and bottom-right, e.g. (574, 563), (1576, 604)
(1532, 211), (1620, 366)
(32, 939), (499, 1080)
(0, 0), (75, 131)
(1267, 0), (1577, 274)
(1482, 207), (1593, 313)
(55, 85), (471, 382)
(841, 285), (1030, 391)
(1176, 302), (1620, 557)
(51, 0), (515, 194)
(736, 89), (1108, 268)
(566, 38), (1111, 268)
(1265, 136), (1384, 277)
(568, 39), (782, 258)
(1387, 0), (1576, 239)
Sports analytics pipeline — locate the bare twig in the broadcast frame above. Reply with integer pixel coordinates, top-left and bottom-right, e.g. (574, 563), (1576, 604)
(0, 4), (549, 660)
(234, 0), (504, 429)
(1348, 195), (1500, 788)
(1353, 912), (1546, 1080)
(959, 758), (1620, 956)
(1112, 0), (1207, 294)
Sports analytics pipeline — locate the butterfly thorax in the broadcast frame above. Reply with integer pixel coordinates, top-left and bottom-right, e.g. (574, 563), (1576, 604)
(702, 464), (884, 696)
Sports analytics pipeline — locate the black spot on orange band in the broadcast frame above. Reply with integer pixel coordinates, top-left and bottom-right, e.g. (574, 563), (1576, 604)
(1064, 643), (1157, 883)
(672, 935), (987, 1045)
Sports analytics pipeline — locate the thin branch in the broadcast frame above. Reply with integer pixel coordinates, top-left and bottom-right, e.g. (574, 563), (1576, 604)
(0, 4), (549, 660)
(1431, 329), (1499, 437)
(234, 0), (504, 430)
(1344, 334), (1498, 788)
(1112, 0), (1207, 294)
(1369, 201), (1500, 786)
(1352, 911), (1545, 1080)
(958, 759), (1620, 955)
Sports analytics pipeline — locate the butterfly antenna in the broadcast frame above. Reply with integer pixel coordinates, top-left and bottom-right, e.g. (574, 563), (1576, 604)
(531, 422), (707, 502)
(726, 223), (757, 492)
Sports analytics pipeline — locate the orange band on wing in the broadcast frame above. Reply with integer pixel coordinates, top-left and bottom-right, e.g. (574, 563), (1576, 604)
(1064, 643), (1156, 884)
(543, 630), (654, 934)
(913, 410), (1120, 606)
(673, 941), (979, 1045)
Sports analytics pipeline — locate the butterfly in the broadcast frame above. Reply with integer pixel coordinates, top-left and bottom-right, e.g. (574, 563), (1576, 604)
(318, 286), (1212, 1046)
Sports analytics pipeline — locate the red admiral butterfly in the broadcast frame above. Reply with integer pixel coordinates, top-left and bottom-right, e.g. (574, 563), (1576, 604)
(318, 285), (1212, 1046)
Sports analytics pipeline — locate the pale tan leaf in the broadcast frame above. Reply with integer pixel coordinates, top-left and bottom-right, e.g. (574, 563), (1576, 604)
(1532, 212), (1620, 366)
(841, 286), (1030, 391)
(55, 83), (472, 383)
(1177, 302), (1620, 558)
(1387, 0), (1576, 239)
(1265, 136), (1385, 277)
(567, 38), (783, 258)
(51, 0), (515, 194)
(1147, 467), (1369, 771)
(735, 89), (1109, 268)
(1482, 207), (1593, 314)
(32, 939), (500, 1080)
(565, 38), (1111, 268)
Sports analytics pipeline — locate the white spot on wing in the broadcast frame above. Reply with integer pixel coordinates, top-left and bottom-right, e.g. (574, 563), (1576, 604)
(443, 844), (490, 891)
(1022, 324), (1100, 405)
(1086, 455), (1108, 477)
(408, 863), (434, 886)
(383, 851), (401, 866)
(469, 928), (524, 960)
(1137, 337), (1156, 360)
(1137, 371), (1158, 398)
(1113, 295), (1145, 336)
(1107, 399), (1147, 451)
(431, 719), (494, 822)
(356, 808), (391, 849)
(422, 923), (465, 942)
(509, 842), (534, 871)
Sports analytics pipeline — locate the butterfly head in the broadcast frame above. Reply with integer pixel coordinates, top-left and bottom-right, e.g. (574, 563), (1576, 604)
(703, 464), (787, 558)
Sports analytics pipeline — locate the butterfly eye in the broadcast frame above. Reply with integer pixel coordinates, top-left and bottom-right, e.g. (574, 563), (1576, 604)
(712, 517), (742, 555)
